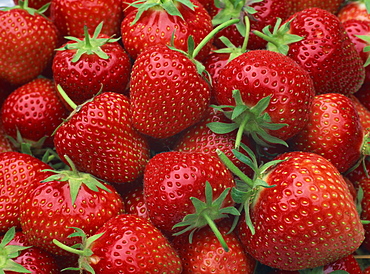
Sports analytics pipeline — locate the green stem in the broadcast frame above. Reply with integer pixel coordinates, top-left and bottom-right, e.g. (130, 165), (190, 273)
(52, 239), (85, 256)
(193, 18), (240, 59)
(56, 84), (77, 110)
(241, 16), (250, 53)
(234, 117), (248, 150)
(203, 214), (229, 252)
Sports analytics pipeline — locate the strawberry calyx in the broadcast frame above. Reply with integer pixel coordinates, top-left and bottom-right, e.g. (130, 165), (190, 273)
(53, 227), (104, 273)
(208, 89), (288, 148)
(172, 181), (240, 252)
(0, 0), (50, 16)
(56, 22), (120, 63)
(41, 155), (111, 205)
(354, 34), (370, 67)
(0, 227), (32, 274)
(252, 17), (304, 55)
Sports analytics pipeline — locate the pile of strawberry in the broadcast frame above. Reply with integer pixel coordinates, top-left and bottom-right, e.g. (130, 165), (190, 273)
(2, 0), (370, 273)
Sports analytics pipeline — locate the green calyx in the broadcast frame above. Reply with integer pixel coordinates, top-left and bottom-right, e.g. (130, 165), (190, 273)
(42, 155), (111, 205)
(216, 144), (284, 235)
(56, 22), (120, 63)
(207, 89), (288, 149)
(355, 34), (370, 67)
(0, 0), (50, 17)
(172, 181), (240, 252)
(53, 227), (104, 274)
(130, 0), (196, 26)
(0, 227), (31, 274)
(253, 17), (304, 55)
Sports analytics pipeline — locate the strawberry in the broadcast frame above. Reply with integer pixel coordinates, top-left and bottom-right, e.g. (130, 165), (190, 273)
(53, 90), (150, 184)
(129, 43), (211, 139)
(53, 215), (183, 273)
(13, 0), (51, 16)
(255, 7), (365, 96)
(19, 156), (125, 256)
(285, 0), (343, 15)
(171, 219), (257, 274)
(0, 122), (14, 153)
(213, 49), (315, 145)
(120, 0), (213, 60)
(0, 227), (60, 274)
(0, 78), (69, 148)
(226, 150), (364, 271)
(52, 22), (132, 107)
(290, 93), (365, 174)
(0, 1), (59, 87)
(122, 182), (149, 220)
(49, 0), (123, 38)
(0, 151), (51, 234)
(338, 0), (370, 22)
(349, 94), (370, 133)
(354, 82), (370, 110)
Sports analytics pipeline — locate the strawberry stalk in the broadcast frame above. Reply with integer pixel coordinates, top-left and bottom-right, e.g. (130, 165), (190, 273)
(0, 0), (50, 17)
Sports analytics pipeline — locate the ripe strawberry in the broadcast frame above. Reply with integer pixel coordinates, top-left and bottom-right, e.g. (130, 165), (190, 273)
(53, 215), (183, 273)
(19, 157), (125, 256)
(52, 22), (132, 107)
(0, 1), (59, 87)
(234, 151), (364, 271)
(338, 0), (370, 22)
(0, 227), (60, 274)
(0, 122), (14, 153)
(213, 49), (315, 144)
(349, 94), (370, 133)
(50, 0), (123, 37)
(143, 151), (236, 236)
(285, 0), (343, 15)
(53, 91), (150, 184)
(120, 0), (213, 60)
(130, 44), (211, 139)
(13, 0), (51, 16)
(171, 219), (257, 274)
(290, 93), (365, 174)
(1, 78), (69, 148)
(0, 151), (51, 234)
(122, 182), (149, 220)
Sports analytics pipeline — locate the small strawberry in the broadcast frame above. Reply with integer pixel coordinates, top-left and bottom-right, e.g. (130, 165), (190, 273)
(122, 182), (149, 220)
(0, 0), (59, 87)
(53, 90), (150, 184)
(53, 215), (183, 273)
(338, 0), (370, 22)
(52, 22), (132, 107)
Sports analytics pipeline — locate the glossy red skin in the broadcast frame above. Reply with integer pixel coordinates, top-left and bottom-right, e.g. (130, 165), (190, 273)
(121, 0), (213, 61)
(238, 151), (364, 271)
(174, 107), (254, 177)
(13, 0), (51, 16)
(202, 51), (230, 89)
(349, 94), (370, 133)
(290, 93), (364, 173)
(130, 44), (211, 139)
(1, 78), (69, 147)
(89, 214), (183, 273)
(171, 220), (256, 274)
(343, 19), (370, 83)
(0, 152), (50, 234)
(213, 0), (291, 50)
(285, 7), (365, 96)
(53, 92), (150, 184)
(19, 169), (125, 256)
(143, 151), (235, 235)
(0, 8), (58, 86)
(52, 36), (132, 107)
(338, 1), (370, 22)
(4, 231), (60, 274)
(214, 49), (315, 141)
(50, 0), (123, 37)
(286, 0), (343, 15)
(122, 183), (149, 219)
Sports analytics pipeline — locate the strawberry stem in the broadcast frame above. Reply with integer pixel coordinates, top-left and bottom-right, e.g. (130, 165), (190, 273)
(203, 214), (229, 252)
(57, 84), (77, 110)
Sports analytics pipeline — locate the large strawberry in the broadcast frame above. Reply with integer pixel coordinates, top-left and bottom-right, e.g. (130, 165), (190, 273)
(1, 78), (69, 148)
(289, 93), (365, 174)
(120, 0), (213, 60)
(19, 156), (125, 256)
(0, 0), (59, 87)
(53, 215), (183, 273)
(53, 90), (150, 184)
(52, 22), (132, 107)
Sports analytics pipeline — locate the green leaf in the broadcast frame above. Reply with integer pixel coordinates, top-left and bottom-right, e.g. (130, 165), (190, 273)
(206, 122), (240, 134)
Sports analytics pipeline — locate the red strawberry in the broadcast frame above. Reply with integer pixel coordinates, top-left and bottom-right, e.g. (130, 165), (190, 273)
(171, 219), (257, 274)
(0, 227), (60, 274)
(13, 0), (51, 16)
(338, 0), (370, 22)
(233, 151), (364, 271)
(19, 157), (125, 256)
(213, 49), (315, 144)
(285, 0), (343, 15)
(0, 122), (14, 153)
(0, 151), (51, 234)
(0, 1), (59, 87)
(53, 91), (150, 184)
(53, 215), (183, 273)
(290, 93), (365, 173)
(122, 182), (149, 220)
(120, 0), (213, 60)
(1, 78), (69, 148)
(52, 22), (132, 107)
(50, 0), (123, 37)
(129, 44), (211, 139)
(349, 94), (370, 133)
